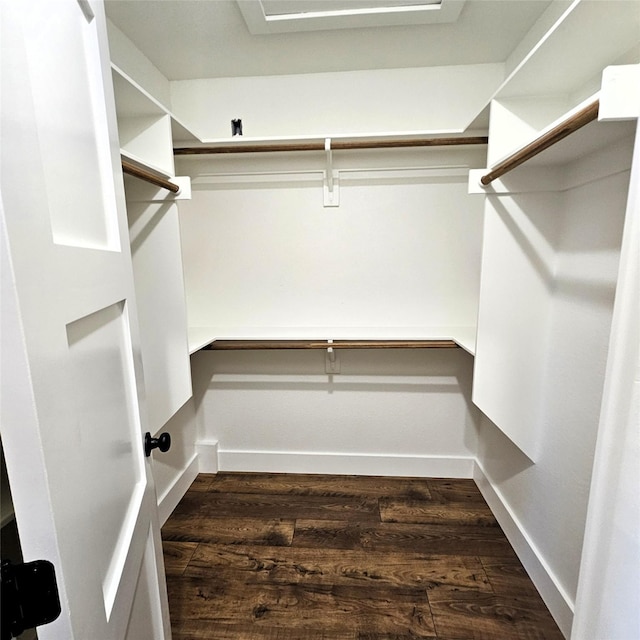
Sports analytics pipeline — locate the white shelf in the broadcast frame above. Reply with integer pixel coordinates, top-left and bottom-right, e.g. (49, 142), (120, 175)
(112, 65), (194, 431)
(495, 0), (640, 101)
(111, 64), (199, 142)
(188, 326), (476, 356)
(470, 89), (637, 195)
(112, 67), (165, 118)
(462, 1), (640, 139)
(499, 96), (634, 169)
(112, 65), (199, 175)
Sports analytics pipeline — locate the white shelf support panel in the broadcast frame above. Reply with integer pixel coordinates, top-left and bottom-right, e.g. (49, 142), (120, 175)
(599, 64), (640, 122)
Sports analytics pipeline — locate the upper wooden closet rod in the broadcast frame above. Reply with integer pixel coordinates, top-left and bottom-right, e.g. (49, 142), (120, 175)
(480, 99), (600, 186)
(121, 157), (180, 193)
(174, 135), (488, 155)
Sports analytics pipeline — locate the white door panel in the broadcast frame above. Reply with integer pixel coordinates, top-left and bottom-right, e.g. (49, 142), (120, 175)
(25, 0), (120, 251)
(0, 1), (170, 638)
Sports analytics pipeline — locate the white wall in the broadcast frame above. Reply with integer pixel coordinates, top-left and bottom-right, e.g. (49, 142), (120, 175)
(151, 397), (199, 525)
(571, 124), (640, 640)
(176, 146), (486, 332)
(177, 145), (486, 476)
(193, 347), (478, 477)
(170, 63), (503, 139)
(475, 159), (630, 635)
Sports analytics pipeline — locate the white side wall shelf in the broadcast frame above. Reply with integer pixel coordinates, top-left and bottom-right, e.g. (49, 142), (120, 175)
(112, 64), (199, 177)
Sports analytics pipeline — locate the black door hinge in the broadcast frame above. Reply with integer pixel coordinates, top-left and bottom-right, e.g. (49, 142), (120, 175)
(1, 559), (61, 640)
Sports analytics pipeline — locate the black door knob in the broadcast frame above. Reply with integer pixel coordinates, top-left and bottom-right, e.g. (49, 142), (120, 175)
(144, 432), (171, 457)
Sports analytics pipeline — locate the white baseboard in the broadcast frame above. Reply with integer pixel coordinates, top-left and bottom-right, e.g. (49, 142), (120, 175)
(196, 440), (220, 473)
(157, 453), (199, 526)
(217, 449), (475, 478)
(473, 462), (574, 639)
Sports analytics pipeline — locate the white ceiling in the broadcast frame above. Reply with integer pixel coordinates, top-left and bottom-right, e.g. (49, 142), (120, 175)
(104, 0), (553, 81)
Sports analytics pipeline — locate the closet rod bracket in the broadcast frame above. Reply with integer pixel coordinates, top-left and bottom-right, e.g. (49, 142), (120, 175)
(324, 138), (340, 207)
(325, 339), (340, 373)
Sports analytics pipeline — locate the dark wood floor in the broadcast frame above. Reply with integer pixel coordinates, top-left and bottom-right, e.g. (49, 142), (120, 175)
(162, 473), (564, 640)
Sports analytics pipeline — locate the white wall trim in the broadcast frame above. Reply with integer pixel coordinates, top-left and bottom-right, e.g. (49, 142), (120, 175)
(196, 440), (220, 474)
(157, 453), (199, 526)
(217, 449), (475, 478)
(473, 461), (574, 639)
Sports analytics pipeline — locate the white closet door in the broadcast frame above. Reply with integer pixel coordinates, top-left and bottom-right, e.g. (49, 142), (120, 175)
(0, 1), (170, 638)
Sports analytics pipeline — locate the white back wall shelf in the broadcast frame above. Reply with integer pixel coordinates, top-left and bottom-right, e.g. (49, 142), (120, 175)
(174, 134), (488, 208)
(176, 143), (486, 356)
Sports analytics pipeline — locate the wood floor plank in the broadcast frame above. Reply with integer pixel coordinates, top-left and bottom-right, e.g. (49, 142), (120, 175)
(428, 591), (564, 639)
(292, 520), (518, 558)
(209, 472), (432, 500)
(426, 479), (487, 504)
(162, 516), (295, 546)
(480, 557), (541, 598)
(163, 541), (199, 576)
(171, 620), (356, 639)
(172, 620), (431, 640)
(379, 499), (498, 527)
(171, 491), (381, 522)
(167, 578), (436, 637)
(188, 474), (218, 492)
(183, 543), (492, 593)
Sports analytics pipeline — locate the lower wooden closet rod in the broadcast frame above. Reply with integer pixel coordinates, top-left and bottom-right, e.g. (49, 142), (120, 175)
(121, 158), (180, 193)
(480, 99), (600, 185)
(205, 340), (459, 350)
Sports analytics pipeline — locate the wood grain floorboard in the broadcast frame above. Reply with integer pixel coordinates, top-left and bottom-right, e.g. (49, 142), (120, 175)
(292, 520), (518, 557)
(379, 499), (498, 527)
(171, 620), (357, 639)
(172, 491), (380, 522)
(479, 557), (542, 598)
(163, 473), (563, 640)
(429, 591), (565, 639)
(183, 543), (492, 593)
(163, 541), (199, 576)
(167, 579), (436, 637)
(426, 479), (488, 504)
(162, 515), (295, 546)
(209, 472), (433, 500)
(188, 474), (218, 492)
